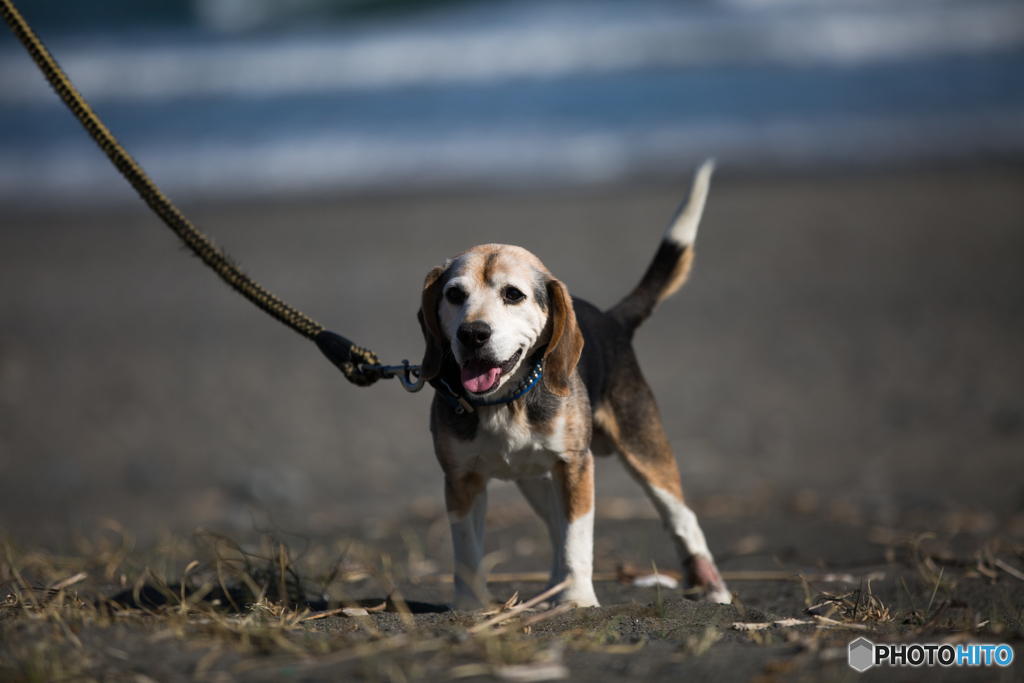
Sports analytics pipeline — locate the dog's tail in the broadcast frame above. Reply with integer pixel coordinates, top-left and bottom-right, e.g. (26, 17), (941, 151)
(608, 160), (714, 336)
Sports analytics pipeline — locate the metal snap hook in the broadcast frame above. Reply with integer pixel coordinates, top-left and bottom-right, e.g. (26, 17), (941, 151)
(398, 360), (424, 392)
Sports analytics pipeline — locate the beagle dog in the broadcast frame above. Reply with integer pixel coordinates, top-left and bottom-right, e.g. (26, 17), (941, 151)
(417, 162), (730, 609)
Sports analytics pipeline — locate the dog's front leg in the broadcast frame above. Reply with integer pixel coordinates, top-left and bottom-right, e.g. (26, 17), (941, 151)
(516, 474), (565, 591)
(549, 452), (600, 607)
(445, 473), (491, 610)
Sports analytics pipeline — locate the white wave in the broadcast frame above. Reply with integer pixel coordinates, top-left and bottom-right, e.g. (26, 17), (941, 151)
(2, 110), (1021, 203)
(1, 0), (1022, 105)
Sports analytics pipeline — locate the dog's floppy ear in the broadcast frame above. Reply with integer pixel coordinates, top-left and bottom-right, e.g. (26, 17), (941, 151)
(542, 278), (584, 397)
(418, 265), (448, 381)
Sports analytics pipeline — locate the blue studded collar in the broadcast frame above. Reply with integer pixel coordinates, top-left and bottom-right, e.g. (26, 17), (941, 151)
(437, 355), (544, 415)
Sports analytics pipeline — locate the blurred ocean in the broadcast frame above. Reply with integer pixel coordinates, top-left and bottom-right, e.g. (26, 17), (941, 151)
(1, 0), (1023, 203)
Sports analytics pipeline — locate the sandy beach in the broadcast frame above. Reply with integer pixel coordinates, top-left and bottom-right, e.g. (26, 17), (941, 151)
(1, 168), (1022, 680)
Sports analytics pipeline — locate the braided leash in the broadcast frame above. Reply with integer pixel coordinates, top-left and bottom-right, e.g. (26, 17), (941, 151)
(0, 0), (419, 389)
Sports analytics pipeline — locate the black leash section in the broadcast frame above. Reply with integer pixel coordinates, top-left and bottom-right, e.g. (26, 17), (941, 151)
(1, 0), (421, 390)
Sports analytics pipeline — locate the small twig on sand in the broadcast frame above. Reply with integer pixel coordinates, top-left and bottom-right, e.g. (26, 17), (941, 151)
(995, 559), (1024, 582)
(469, 579), (573, 634)
(490, 601), (577, 636)
(300, 602), (387, 622)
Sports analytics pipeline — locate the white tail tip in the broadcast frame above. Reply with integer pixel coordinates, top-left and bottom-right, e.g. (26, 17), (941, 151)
(665, 159), (715, 247)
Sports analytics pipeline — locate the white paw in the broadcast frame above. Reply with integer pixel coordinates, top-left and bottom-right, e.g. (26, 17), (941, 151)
(687, 555), (732, 604)
(557, 586), (600, 608)
(703, 585), (733, 605)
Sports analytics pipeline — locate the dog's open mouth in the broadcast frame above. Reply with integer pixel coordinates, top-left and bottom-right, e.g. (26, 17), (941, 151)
(461, 349), (522, 394)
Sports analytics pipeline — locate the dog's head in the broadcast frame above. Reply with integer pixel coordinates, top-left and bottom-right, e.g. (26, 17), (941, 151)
(418, 244), (584, 398)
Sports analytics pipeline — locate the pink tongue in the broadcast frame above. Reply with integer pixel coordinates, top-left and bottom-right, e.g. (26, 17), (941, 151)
(462, 365), (501, 393)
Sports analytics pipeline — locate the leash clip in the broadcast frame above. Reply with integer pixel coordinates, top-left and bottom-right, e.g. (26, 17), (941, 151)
(364, 360), (424, 392)
(397, 360), (424, 392)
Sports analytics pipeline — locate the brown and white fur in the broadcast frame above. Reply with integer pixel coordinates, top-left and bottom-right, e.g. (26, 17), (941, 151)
(418, 161), (730, 609)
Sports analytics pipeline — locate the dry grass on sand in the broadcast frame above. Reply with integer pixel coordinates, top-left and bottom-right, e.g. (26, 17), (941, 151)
(1, 507), (1023, 682)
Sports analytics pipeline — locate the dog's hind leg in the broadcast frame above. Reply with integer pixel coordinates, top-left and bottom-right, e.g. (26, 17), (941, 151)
(445, 473), (491, 611)
(594, 398), (732, 604)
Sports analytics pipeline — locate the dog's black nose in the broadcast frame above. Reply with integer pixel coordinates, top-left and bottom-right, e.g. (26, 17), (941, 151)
(457, 321), (492, 350)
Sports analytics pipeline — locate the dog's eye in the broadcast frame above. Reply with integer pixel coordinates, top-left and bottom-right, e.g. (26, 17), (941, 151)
(503, 287), (526, 304)
(445, 287), (466, 305)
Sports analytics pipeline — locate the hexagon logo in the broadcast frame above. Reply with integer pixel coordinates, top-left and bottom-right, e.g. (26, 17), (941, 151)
(848, 637), (875, 672)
